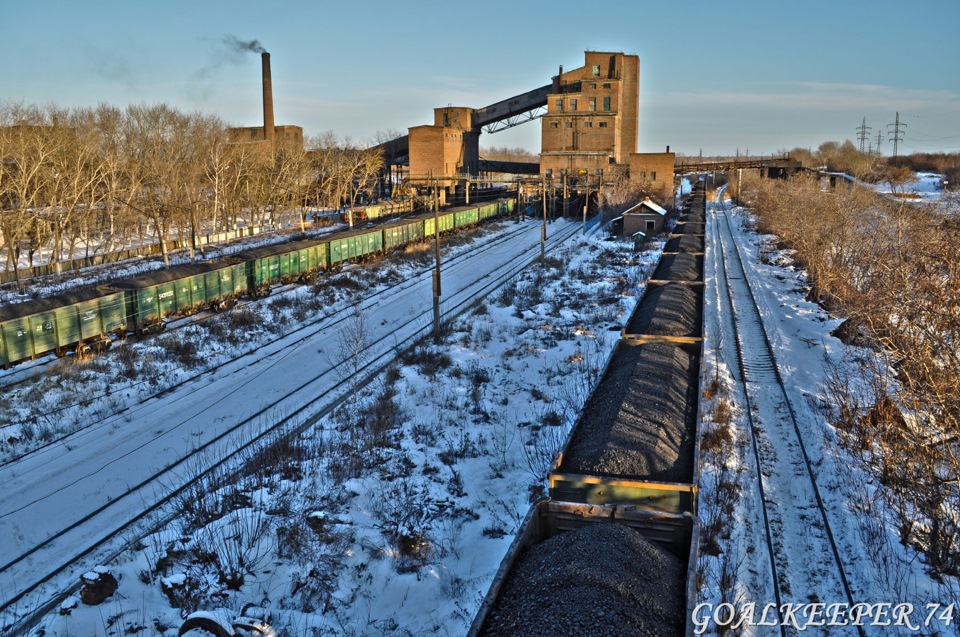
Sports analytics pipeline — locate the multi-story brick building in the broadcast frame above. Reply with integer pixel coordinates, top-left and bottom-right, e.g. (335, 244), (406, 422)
(540, 51), (640, 178)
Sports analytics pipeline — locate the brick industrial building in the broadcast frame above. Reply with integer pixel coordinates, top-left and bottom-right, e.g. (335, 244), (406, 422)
(403, 50), (673, 198)
(227, 49), (674, 201)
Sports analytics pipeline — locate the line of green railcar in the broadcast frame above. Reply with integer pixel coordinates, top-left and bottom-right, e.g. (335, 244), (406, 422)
(0, 198), (515, 368)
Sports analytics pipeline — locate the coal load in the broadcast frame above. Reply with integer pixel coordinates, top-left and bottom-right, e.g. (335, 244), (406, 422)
(559, 342), (698, 483)
(679, 212), (705, 224)
(626, 284), (700, 337)
(680, 222), (704, 234)
(480, 522), (686, 637)
(651, 253), (701, 281)
(664, 234), (703, 253)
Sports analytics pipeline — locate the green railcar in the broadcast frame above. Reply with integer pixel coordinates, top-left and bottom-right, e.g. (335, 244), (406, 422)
(203, 261), (249, 309)
(327, 228), (384, 266)
(453, 207), (479, 228)
(477, 202), (497, 221)
(0, 288), (124, 367)
(424, 210), (456, 237)
(115, 262), (247, 334)
(382, 218), (425, 250)
(236, 240), (327, 296)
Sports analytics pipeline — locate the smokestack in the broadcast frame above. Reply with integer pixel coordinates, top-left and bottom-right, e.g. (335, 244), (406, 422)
(261, 51), (275, 143)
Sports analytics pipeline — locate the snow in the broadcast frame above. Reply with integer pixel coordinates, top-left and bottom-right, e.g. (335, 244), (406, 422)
(4, 172), (957, 636)
(696, 181), (959, 636)
(1, 214), (661, 635)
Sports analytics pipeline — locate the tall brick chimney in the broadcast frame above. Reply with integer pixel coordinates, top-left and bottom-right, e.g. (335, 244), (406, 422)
(261, 51), (275, 143)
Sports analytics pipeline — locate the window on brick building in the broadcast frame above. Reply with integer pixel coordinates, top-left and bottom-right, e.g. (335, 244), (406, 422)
(603, 97), (611, 111)
(570, 98), (578, 111)
(592, 65), (600, 76)
(550, 122), (559, 128)
(588, 98), (596, 111)
(651, 171), (657, 181)
(598, 121), (608, 128)
(556, 99), (563, 112)
(603, 83), (611, 89)
(584, 122), (593, 128)
(589, 83), (597, 89)
(565, 121), (573, 128)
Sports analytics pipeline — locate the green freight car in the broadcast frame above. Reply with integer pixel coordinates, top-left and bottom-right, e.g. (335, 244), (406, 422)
(0, 287), (126, 368)
(381, 218), (425, 250)
(0, 197), (518, 369)
(234, 239), (328, 297)
(112, 261), (249, 335)
(327, 227), (384, 266)
(453, 206), (479, 228)
(424, 210), (456, 237)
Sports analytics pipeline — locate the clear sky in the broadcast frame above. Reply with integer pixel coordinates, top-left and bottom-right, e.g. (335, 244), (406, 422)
(4, 0), (959, 157)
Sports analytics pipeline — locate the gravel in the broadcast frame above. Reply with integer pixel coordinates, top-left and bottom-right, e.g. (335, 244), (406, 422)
(559, 342), (698, 482)
(625, 284), (701, 337)
(651, 253), (702, 281)
(480, 522), (686, 637)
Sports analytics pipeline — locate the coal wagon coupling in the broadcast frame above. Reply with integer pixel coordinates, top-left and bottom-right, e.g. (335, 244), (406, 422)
(470, 181), (708, 637)
(0, 198), (515, 371)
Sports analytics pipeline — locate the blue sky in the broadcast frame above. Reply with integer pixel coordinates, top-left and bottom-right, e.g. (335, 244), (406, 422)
(4, 0), (958, 157)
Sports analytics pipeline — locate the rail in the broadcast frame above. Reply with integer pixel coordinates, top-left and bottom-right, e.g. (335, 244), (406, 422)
(711, 196), (863, 637)
(0, 215), (586, 634)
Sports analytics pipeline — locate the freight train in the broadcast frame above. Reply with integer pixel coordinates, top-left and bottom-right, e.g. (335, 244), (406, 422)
(470, 182), (708, 637)
(0, 198), (515, 369)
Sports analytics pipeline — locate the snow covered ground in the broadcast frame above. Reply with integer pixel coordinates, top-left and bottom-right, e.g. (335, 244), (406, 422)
(3, 216), (662, 636)
(6, 172), (957, 636)
(695, 183), (959, 636)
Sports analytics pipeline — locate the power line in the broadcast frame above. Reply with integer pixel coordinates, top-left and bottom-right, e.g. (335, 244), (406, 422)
(856, 116), (871, 152)
(887, 112), (906, 158)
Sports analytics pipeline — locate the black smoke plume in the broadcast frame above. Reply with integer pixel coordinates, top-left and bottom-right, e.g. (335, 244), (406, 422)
(221, 35), (267, 55)
(189, 35), (268, 102)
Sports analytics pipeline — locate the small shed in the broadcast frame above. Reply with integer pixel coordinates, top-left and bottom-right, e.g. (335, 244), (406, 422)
(622, 198), (667, 237)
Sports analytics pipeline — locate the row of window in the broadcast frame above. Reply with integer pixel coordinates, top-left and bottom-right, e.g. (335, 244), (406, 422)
(556, 96), (611, 113)
(549, 120), (609, 129)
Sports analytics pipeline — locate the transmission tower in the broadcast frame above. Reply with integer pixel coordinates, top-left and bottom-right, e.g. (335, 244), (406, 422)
(856, 116), (871, 152)
(875, 131), (883, 155)
(887, 112), (906, 158)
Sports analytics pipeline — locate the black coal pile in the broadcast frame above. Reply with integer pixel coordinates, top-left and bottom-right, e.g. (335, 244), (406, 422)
(651, 253), (701, 281)
(663, 234), (703, 253)
(480, 522), (686, 637)
(626, 284), (700, 337)
(559, 342), (697, 482)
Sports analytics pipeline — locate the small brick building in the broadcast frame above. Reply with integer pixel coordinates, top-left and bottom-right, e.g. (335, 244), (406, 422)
(622, 198), (667, 236)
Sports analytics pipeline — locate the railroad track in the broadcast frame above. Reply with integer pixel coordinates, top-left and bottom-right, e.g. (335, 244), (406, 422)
(0, 214), (551, 463)
(709, 197), (863, 636)
(0, 215), (584, 635)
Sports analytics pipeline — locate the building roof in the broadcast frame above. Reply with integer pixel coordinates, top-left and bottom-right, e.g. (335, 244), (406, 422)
(623, 198), (667, 216)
